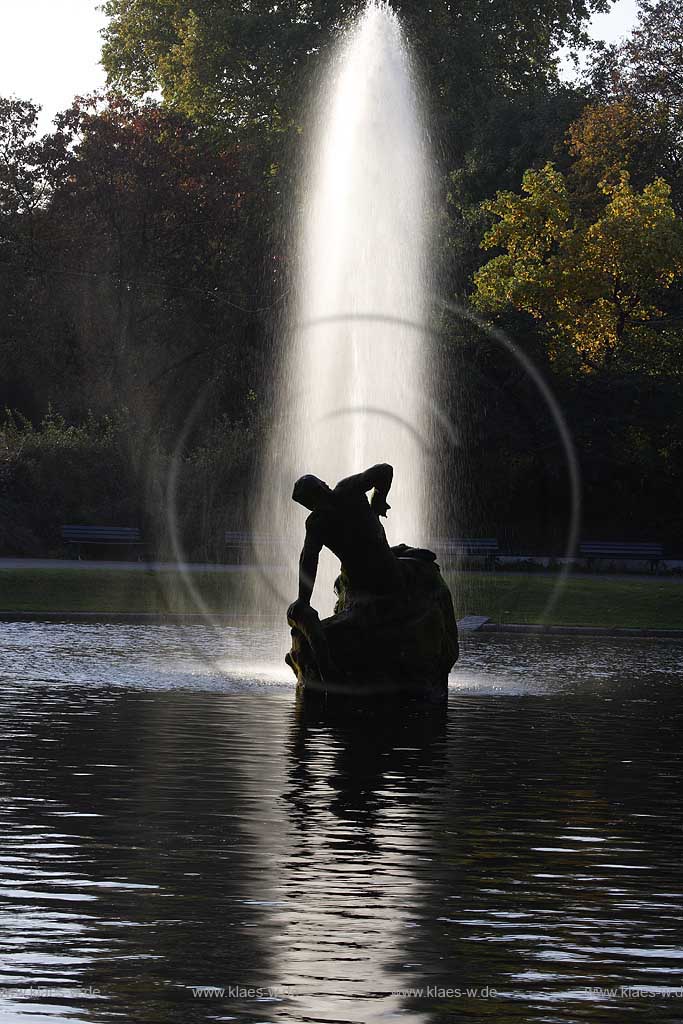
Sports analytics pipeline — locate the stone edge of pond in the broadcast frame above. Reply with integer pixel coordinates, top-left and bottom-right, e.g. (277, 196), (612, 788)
(478, 623), (683, 638)
(1, 611), (682, 639)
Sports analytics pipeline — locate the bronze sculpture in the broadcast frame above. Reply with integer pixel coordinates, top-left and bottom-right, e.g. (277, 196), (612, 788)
(286, 463), (458, 700)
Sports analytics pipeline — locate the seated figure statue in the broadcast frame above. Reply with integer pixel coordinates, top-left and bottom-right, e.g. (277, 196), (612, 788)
(285, 463), (458, 699)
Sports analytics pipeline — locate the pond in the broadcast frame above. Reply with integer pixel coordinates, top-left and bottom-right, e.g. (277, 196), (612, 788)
(1, 623), (682, 1023)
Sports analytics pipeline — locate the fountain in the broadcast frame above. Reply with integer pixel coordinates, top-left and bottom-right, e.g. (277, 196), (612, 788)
(253, 0), (448, 686)
(284, 462), (459, 698)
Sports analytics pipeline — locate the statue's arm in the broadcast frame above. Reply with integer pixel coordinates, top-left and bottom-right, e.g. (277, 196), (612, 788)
(297, 524), (323, 605)
(336, 463), (393, 515)
(337, 463), (393, 494)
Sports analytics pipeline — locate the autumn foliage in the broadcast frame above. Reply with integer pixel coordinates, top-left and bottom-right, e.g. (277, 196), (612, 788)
(1, 0), (682, 554)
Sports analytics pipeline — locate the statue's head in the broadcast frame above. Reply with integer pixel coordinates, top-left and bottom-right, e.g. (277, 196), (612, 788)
(292, 474), (332, 511)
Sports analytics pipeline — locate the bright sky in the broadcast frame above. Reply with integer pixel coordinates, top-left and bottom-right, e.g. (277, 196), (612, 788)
(560, 0), (640, 78)
(0, 0), (641, 136)
(0, 0), (107, 133)
(589, 0), (639, 44)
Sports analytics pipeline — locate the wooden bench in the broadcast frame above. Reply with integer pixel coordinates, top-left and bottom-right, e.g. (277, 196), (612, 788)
(431, 538), (499, 570)
(579, 541), (664, 573)
(61, 525), (144, 560)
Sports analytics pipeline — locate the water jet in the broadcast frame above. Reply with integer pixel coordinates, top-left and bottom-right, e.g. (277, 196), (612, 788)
(253, 0), (440, 624)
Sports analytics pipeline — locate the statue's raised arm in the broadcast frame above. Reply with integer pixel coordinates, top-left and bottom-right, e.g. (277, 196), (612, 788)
(334, 462), (393, 517)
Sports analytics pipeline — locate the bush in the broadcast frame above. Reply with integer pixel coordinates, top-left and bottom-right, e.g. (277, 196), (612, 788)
(0, 407), (255, 559)
(0, 408), (139, 555)
(168, 415), (255, 562)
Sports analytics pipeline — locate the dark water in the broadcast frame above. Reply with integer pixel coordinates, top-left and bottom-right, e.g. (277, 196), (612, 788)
(1, 623), (683, 1023)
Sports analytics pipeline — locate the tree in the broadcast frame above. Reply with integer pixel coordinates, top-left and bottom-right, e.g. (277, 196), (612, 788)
(0, 93), (267, 428)
(0, 93), (266, 554)
(472, 162), (683, 368)
(100, 1), (611, 318)
(0, 97), (70, 216)
(100, 0), (609, 142)
(589, 0), (682, 105)
(0, 99), (73, 414)
(587, 0), (683, 210)
(445, 84), (587, 294)
(567, 101), (645, 188)
(54, 94), (268, 423)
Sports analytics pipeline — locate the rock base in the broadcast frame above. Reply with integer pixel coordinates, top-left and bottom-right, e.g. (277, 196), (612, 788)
(286, 558), (459, 701)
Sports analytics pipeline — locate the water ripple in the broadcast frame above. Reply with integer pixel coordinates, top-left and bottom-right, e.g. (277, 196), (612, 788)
(0, 625), (681, 1022)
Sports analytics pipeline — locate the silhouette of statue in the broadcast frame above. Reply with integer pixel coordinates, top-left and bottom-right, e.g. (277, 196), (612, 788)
(286, 464), (458, 700)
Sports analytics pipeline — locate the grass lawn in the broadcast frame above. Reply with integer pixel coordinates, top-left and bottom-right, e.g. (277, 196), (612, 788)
(0, 569), (252, 616)
(446, 572), (683, 629)
(1, 567), (682, 628)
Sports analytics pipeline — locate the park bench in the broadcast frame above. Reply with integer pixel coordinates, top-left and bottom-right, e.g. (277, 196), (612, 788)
(61, 525), (145, 560)
(579, 540), (664, 574)
(431, 537), (499, 570)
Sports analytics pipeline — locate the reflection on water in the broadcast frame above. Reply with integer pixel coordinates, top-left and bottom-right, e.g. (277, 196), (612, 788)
(0, 624), (682, 1022)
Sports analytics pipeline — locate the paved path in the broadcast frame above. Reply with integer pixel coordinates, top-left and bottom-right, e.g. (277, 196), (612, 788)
(0, 558), (680, 583)
(0, 558), (284, 573)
